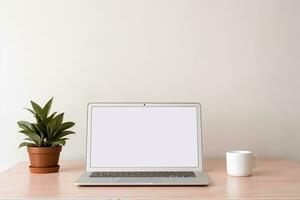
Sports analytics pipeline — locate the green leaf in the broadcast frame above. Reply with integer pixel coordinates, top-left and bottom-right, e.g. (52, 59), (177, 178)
(47, 113), (62, 138)
(44, 112), (57, 130)
(19, 129), (33, 134)
(46, 122), (54, 139)
(30, 101), (44, 119)
(47, 113), (64, 138)
(45, 112), (57, 123)
(17, 121), (33, 131)
(32, 123), (42, 132)
(42, 98), (53, 118)
(19, 130), (41, 145)
(19, 142), (35, 148)
(51, 139), (66, 146)
(53, 130), (75, 140)
(54, 113), (64, 126)
(32, 123), (44, 139)
(24, 108), (36, 115)
(34, 115), (46, 134)
(57, 122), (75, 133)
(24, 138), (33, 141)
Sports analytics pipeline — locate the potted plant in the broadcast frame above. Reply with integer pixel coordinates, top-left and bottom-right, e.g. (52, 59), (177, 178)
(17, 98), (75, 173)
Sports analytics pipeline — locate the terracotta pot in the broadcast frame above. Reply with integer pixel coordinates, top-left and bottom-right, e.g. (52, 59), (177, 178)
(27, 146), (62, 173)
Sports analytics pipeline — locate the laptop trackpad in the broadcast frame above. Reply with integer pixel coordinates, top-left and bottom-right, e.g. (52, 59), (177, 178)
(118, 178), (162, 184)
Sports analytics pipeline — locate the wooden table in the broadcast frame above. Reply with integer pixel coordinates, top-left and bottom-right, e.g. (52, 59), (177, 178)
(0, 160), (300, 199)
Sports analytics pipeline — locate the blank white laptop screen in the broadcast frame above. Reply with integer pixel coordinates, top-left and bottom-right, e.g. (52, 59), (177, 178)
(90, 106), (199, 168)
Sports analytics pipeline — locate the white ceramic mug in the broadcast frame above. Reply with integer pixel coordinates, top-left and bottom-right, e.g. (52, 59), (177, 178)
(226, 150), (256, 176)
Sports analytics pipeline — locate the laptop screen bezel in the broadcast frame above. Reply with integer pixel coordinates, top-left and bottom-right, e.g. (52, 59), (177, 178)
(86, 102), (203, 172)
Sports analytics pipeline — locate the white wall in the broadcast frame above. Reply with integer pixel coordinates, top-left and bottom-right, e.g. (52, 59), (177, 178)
(0, 0), (299, 172)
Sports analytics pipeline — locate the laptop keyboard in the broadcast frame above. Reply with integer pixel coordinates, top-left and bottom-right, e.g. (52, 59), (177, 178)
(90, 171), (196, 178)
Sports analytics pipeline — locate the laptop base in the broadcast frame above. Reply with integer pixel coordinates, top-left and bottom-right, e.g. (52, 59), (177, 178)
(75, 171), (210, 186)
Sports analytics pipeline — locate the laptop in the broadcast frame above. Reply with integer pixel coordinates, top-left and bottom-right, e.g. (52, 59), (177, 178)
(75, 103), (210, 186)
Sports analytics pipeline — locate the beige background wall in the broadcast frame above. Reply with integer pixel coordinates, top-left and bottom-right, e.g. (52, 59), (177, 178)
(0, 0), (299, 172)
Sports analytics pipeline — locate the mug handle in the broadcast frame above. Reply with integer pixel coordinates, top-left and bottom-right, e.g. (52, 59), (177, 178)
(252, 154), (257, 169)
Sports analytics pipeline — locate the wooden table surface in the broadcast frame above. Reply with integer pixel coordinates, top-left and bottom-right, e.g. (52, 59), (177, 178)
(0, 160), (300, 199)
